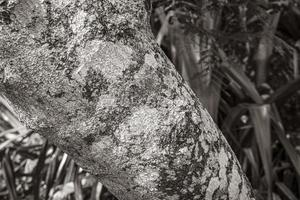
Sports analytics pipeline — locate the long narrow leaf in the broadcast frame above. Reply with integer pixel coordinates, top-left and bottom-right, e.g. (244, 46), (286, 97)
(249, 104), (272, 199)
(243, 148), (260, 178)
(55, 152), (70, 184)
(217, 47), (264, 104)
(276, 182), (298, 200)
(45, 148), (60, 200)
(90, 182), (103, 200)
(254, 12), (280, 86)
(74, 164), (83, 200)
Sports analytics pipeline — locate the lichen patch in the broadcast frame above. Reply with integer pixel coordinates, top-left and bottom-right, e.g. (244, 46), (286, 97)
(91, 135), (115, 156)
(218, 147), (229, 190)
(50, 0), (73, 9)
(144, 53), (158, 69)
(115, 106), (160, 143)
(240, 177), (252, 200)
(228, 163), (242, 200)
(134, 167), (160, 192)
(96, 94), (117, 110)
(76, 40), (134, 82)
(205, 177), (220, 200)
(71, 10), (88, 34)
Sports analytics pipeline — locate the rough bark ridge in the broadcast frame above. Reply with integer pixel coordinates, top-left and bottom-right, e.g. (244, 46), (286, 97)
(0, 0), (255, 199)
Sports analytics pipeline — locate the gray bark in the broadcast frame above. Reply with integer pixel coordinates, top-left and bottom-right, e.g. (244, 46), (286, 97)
(0, 0), (255, 199)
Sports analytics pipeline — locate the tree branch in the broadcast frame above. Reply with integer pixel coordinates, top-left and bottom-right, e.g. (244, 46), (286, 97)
(0, 0), (255, 199)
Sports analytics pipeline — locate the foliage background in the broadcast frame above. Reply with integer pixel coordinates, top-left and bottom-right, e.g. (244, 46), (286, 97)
(0, 0), (300, 200)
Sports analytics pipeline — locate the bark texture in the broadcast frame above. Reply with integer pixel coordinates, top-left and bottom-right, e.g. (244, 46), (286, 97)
(0, 0), (255, 199)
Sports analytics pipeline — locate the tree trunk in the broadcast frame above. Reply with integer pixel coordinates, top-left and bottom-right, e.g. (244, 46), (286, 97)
(0, 0), (255, 199)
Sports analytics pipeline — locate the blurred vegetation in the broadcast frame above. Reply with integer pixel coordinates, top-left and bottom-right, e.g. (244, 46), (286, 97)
(1, 0), (300, 199)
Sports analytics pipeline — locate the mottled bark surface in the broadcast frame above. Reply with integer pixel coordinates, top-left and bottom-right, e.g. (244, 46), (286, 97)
(0, 0), (255, 199)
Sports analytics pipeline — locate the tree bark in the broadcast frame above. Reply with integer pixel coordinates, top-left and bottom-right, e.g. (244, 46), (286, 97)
(0, 0), (255, 199)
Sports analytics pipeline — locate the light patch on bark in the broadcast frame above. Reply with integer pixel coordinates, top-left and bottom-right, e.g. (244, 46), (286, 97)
(115, 106), (160, 143)
(68, 9), (90, 49)
(240, 177), (255, 200)
(201, 147), (230, 200)
(178, 146), (189, 154)
(144, 53), (158, 69)
(228, 163), (242, 200)
(75, 40), (102, 81)
(112, 146), (129, 162)
(52, 24), (67, 42)
(91, 136), (112, 151)
(91, 135), (115, 157)
(191, 111), (202, 125)
(71, 10), (87, 34)
(205, 177), (220, 200)
(68, 10), (99, 52)
(75, 117), (98, 134)
(50, 0), (73, 9)
(161, 98), (191, 125)
(76, 40), (134, 81)
(218, 147), (229, 189)
(134, 167), (160, 192)
(96, 94), (117, 110)
(140, 141), (162, 160)
(194, 142), (200, 159)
